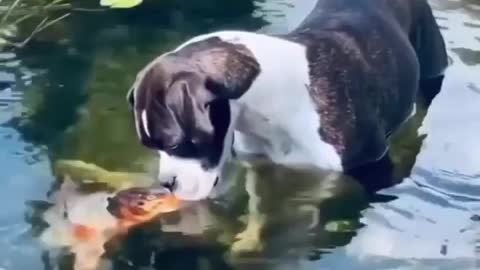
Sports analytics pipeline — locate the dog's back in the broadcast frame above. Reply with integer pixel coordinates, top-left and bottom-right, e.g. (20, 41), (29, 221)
(280, 0), (447, 169)
(295, 0), (447, 78)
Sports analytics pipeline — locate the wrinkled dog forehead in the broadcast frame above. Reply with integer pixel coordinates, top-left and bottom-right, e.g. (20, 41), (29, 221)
(129, 61), (172, 106)
(129, 36), (261, 102)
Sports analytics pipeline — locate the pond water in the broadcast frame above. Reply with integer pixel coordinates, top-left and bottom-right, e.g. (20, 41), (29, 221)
(1, 0), (480, 269)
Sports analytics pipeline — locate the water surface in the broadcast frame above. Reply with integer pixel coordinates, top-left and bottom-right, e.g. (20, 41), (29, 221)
(1, 0), (480, 269)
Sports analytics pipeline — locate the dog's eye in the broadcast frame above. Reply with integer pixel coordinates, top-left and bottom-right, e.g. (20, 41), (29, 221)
(204, 102), (211, 110)
(165, 144), (179, 151)
(167, 141), (199, 158)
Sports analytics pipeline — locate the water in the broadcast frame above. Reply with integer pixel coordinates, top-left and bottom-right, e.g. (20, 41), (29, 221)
(1, 0), (480, 269)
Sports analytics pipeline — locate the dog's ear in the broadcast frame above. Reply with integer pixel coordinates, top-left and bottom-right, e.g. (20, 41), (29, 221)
(166, 73), (217, 145)
(173, 37), (261, 100)
(127, 64), (187, 149)
(203, 44), (261, 99)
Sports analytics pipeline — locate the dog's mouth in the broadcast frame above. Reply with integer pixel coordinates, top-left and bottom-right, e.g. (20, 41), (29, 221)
(158, 173), (221, 201)
(160, 176), (178, 192)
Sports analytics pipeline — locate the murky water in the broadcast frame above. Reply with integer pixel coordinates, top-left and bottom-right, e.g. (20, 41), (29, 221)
(1, 0), (480, 269)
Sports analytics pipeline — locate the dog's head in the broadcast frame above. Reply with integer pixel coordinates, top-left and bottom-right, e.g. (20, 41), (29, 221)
(127, 36), (260, 200)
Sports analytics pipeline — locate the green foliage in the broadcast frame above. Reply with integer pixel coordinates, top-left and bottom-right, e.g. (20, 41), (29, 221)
(100, 0), (143, 8)
(324, 220), (356, 232)
(0, 0), (71, 49)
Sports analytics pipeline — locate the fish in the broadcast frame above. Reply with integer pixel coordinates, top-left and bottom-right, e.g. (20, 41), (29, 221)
(106, 187), (181, 229)
(72, 224), (98, 241)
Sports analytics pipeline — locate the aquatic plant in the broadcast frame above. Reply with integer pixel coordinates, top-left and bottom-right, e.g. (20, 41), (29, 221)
(100, 0), (142, 8)
(0, 0), (71, 48)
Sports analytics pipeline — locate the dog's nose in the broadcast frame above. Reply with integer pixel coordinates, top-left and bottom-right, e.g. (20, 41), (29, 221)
(160, 176), (177, 192)
(106, 197), (122, 218)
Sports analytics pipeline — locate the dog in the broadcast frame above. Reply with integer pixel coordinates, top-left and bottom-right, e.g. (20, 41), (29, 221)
(126, 0), (448, 201)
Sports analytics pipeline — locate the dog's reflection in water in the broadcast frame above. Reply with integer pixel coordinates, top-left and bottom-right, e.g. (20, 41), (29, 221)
(222, 159), (392, 256)
(110, 159), (398, 267)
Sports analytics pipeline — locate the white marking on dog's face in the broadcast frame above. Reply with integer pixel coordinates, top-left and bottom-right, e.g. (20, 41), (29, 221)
(157, 117), (236, 201)
(141, 109), (151, 138)
(158, 151), (220, 201)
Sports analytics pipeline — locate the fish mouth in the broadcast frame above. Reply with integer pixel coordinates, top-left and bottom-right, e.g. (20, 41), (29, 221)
(106, 196), (152, 219)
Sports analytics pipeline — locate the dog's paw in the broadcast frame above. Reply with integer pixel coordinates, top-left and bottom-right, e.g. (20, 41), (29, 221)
(230, 234), (263, 254)
(230, 221), (264, 254)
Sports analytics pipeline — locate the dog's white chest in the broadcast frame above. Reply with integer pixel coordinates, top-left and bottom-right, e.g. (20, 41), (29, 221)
(232, 101), (342, 170)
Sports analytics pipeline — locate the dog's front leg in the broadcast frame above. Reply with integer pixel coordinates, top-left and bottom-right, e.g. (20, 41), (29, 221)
(232, 131), (267, 156)
(230, 165), (266, 254)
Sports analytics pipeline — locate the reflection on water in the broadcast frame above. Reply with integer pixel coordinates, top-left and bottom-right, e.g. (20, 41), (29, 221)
(31, 179), (120, 270)
(1, 0), (480, 269)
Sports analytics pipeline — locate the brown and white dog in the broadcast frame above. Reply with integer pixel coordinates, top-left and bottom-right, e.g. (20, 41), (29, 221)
(126, 0), (448, 201)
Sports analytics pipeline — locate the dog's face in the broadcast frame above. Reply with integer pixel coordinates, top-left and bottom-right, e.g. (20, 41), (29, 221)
(127, 63), (231, 201)
(127, 37), (260, 200)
